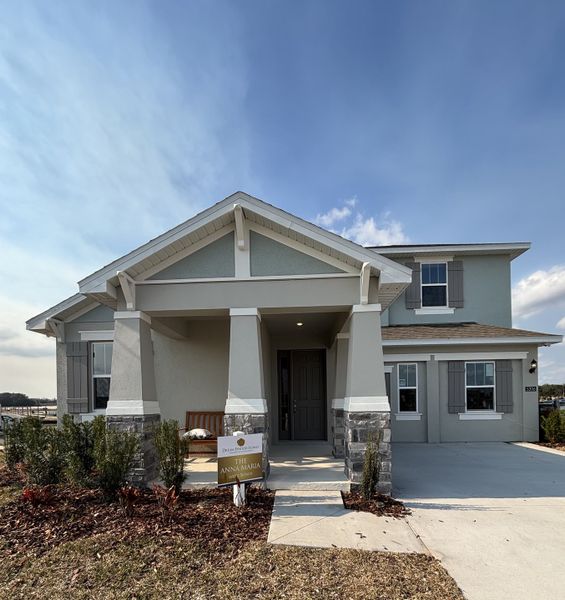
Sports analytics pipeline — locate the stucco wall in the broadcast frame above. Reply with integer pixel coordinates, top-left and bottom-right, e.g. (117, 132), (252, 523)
(153, 320), (229, 426)
(385, 254), (513, 327)
(250, 231), (344, 276)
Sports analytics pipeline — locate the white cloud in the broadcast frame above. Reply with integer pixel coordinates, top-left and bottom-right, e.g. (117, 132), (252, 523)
(315, 205), (353, 227)
(314, 199), (409, 247)
(512, 265), (565, 319)
(557, 317), (565, 330)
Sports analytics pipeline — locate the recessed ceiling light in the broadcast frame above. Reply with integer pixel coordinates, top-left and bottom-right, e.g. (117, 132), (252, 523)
(296, 322), (303, 327)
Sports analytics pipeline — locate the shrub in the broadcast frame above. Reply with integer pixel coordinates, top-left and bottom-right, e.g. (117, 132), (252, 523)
(118, 485), (142, 517)
(541, 410), (565, 444)
(361, 430), (381, 500)
(61, 415), (97, 485)
(4, 418), (26, 471)
(94, 424), (139, 499)
(154, 420), (187, 494)
(18, 418), (65, 486)
(21, 486), (52, 507)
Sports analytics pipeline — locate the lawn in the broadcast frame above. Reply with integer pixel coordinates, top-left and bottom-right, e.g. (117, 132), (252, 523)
(0, 458), (463, 600)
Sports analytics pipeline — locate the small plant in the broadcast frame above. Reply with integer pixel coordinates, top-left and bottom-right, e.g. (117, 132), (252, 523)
(152, 484), (179, 524)
(118, 485), (142, 517)
(154, 420), (187, 494)
(541, 410), (565, 444)
(21, 486), (52, 507)
(62, 415), (97, 485)
(4, 418), (26, 471)
(94, 424), (139, 499)
(361, 430), (381, 500)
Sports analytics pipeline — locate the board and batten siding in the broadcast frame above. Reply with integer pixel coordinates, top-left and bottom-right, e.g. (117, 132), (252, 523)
(66, 342), (89, 414)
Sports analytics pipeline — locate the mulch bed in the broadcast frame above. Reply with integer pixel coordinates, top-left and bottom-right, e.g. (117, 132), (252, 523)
(0, 473), (274, 559)
(341, 491), (411, 518)
(537, 442), (565, 452)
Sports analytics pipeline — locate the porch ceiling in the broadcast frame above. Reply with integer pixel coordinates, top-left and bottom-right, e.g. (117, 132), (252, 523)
(262, 311), (347, 338)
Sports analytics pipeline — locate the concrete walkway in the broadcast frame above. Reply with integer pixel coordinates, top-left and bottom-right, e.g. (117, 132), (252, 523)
(267, 490), (425, 553)
(395, 442), (565, 600)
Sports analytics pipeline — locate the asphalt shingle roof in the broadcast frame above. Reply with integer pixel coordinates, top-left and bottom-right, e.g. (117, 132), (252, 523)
(382, 322), (556, 340)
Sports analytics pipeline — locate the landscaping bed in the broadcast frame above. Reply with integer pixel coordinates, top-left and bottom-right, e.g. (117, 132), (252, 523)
(342, 491), (411, 518)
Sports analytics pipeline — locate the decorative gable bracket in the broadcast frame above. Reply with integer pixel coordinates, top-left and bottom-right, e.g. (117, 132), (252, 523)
(117, 271), (136, 310)
(234, 203), (246, 250)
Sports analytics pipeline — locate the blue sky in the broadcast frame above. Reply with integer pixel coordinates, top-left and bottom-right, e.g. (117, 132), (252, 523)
(1, 0), (564, 396)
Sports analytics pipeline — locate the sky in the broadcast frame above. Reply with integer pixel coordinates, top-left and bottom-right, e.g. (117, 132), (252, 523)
(0, 0), (564, 397)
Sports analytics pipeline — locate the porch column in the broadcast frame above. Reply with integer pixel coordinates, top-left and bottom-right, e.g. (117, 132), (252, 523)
(331, 333), (349, 458)
(224, 308), (269, 475)
(344, 304), (392, 494)
(106, 311), (160, 485)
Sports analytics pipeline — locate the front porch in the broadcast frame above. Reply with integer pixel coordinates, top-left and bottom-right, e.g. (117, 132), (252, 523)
(183, 443), (349, 491)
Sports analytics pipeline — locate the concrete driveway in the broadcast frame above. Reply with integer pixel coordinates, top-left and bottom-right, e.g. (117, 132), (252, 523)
(394, 443), (565, 600)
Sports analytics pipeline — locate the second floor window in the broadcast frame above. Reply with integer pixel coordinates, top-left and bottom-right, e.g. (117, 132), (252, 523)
(421, 263), (447, 307)
(92, 342), (113, 410)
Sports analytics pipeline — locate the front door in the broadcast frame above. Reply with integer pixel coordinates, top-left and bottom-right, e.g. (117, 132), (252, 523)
(278, 349), (326, 441)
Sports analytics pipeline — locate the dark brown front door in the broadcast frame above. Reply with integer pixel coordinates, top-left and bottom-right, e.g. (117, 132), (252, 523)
(278, 349), (326, 441)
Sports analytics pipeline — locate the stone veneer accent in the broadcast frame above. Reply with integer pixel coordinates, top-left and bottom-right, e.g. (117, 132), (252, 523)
(106, 414), (160, 486)
(223, 413), (270, 478)
(344, 411), (392, 495)
(331, 408), (345, 458)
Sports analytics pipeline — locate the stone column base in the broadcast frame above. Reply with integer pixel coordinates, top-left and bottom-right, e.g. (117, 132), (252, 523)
(331, 408), (345, 458)
(106, 414), (160, 487)
(223, 413), (270, 478)
(344, 411), (392, 495)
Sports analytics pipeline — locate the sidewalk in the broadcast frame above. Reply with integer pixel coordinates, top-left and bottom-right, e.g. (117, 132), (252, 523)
(267, 490), (425, 553)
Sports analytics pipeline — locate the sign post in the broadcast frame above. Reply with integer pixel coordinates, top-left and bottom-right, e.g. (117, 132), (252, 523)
(217, 432), (264, 507)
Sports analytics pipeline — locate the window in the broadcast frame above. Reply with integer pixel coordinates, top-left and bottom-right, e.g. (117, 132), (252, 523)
(92, 342), (112, 410)
(398, 363), (418, 412)
(421, 263), (448, 307)
(465, 362), (495, 411)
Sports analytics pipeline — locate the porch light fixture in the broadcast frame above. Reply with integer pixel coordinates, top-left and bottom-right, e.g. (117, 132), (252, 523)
(529, 359), (537, 374)
(296, 322), (304, 327)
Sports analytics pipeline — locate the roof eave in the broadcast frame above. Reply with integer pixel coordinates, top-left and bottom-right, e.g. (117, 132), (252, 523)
(382, 335), (562, 347)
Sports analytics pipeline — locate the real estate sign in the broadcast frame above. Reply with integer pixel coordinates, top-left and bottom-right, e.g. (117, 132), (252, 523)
(217, 433), (264, 486)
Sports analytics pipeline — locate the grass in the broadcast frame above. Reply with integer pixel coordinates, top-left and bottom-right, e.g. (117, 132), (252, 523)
(0, 533), (464, 600)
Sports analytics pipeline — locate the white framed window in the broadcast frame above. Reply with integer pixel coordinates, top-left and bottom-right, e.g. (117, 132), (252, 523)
(421, 262), (448, 307)
(92, 342), (113, 410)
(398, 363), (418, 413)
(465, 361), (495, 411)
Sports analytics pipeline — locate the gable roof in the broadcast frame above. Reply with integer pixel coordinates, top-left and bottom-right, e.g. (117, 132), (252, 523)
(77, 191), (412, 301)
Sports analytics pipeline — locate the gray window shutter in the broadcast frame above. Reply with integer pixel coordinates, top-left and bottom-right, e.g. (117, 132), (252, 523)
(448, 361), (466, 414)
(405, 262), (421, 309)
(496, 360), (513, 413)
(66, 342), (89, 414)
(448, 260), (464, 308)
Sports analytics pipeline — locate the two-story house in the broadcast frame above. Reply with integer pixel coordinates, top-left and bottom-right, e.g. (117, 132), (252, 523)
(26, 192), (562, 491)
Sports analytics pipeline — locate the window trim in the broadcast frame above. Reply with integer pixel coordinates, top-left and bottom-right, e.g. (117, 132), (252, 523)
(91, 341), (113, 412)
(464, 361), (496, 413)
(397, 362), (418, 414)
(420, 261), (449, 308)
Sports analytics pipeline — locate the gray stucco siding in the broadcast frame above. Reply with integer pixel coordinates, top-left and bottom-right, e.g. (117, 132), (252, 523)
(250, 231), (345, 276)
(148, 232), (235, 280)
(387, 255), (513, 328)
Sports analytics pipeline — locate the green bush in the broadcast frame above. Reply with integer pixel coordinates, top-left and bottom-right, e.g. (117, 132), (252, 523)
(541, 410), (565, 444)
(94, 423), (139, 499)
(4, 418), (26, 471)
(62, 415), (98, 485)
(154, 420), (187, 494)
(19, 417), (65, 485)
(361, 430), (381, 500)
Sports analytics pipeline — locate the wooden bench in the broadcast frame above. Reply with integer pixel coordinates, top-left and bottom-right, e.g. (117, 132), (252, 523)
(184, 411), (224, 455)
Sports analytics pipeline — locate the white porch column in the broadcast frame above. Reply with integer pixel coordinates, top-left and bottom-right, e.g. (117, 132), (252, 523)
(224, 308), (269, 475)
(331, 333), (349, 458)
(343, 304), (392, 494)
(106, 311), (160, 485)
